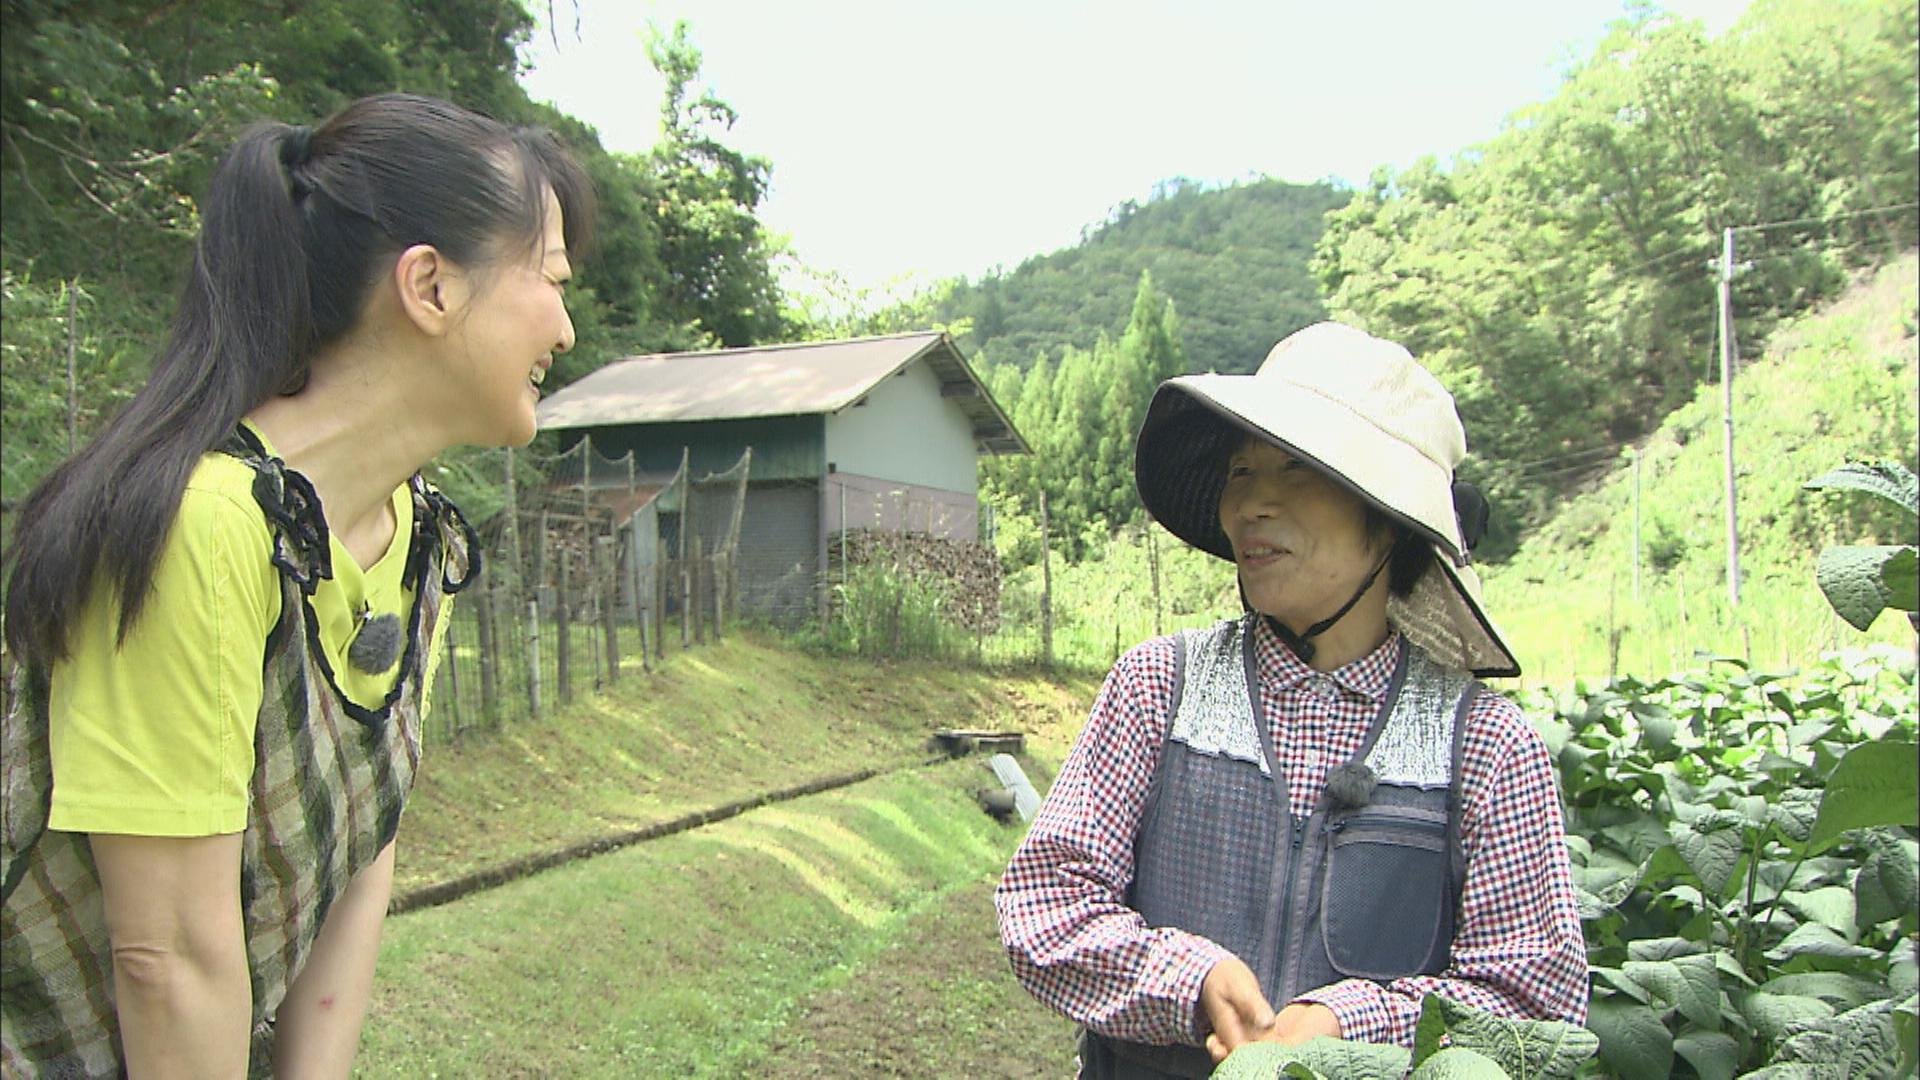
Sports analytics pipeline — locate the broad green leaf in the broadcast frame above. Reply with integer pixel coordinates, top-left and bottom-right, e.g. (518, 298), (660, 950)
(1593, 966), (1652, 1005)
(1808, 741), (1919, 852)
(1624, 955), (1722, 1029)
(1627, 936), (1705, 961)
(1815, 546), (1914, 630)
(1210, 1036), (1407, 1080)
(1407, 1047), (1505, 1079)
(1765, 923), (1878, 963)
(1779, 887), (1856, 937)
(1413, 994), (1447, 1066)
(1884, 548), (1919, 611)
(1891, 941), (1918, 1000)
(1588, 997), (1674, 1078)
(1761, 972), (1891, 1010)
(1896, 997), (1918, 1078)
(1417, 995), (1598, 1078)
(1852, 835), (1918, 930)
(1770, 999), (1902, 1076)
(1804, 461), (1920, 518)
(1765, 792), (1820, 844)
(1742, 992), (1836, 1043)
(1672, 1028), (1740, 1080)
(1674, 822), (1746, 898)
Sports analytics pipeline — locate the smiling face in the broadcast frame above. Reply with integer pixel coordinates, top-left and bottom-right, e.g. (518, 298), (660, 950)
(445, 187), (575, 447)
(1217, 436), (1391, 633)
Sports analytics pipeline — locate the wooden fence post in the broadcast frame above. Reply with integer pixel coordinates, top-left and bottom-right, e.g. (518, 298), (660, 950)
(712, 550), (725, 641)
(600, 538), (620, 683)
(557, 550), (573, 705)
(692, 538), (706, 646)
(525, 597), (543, 722)
(476, 580), (499, 724)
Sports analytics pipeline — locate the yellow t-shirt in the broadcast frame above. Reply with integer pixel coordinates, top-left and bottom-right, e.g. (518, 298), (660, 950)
(47, 428), (417, 837)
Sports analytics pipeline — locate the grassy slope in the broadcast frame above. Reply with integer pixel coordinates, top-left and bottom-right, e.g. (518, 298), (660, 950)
(365, 763), (1063, 1076)
(371, 636), (1101, 1075)
(397, 631), (1098, 895)
(1483, 254), (1920, 685)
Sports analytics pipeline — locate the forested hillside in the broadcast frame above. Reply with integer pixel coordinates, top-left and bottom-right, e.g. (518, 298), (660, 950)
(0, 4), (788, 511)
(966, 0), (1917, 568)
(934, 177), (1347, 375)
(1315, 0), (1918, 556)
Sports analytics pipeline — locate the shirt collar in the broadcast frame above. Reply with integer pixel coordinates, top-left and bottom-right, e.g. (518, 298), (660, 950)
(1248, 614), (1403, 703)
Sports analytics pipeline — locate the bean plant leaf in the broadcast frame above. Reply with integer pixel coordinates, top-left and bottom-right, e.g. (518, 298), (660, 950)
(1407, 1047), (1506, 1078)
(1414, 994), (1598, 1078)
(1803, 461), (1920, 518)
(1672, 822), (1746, 898)
(1624, 955), (1723, 1028)
(1627, 936), (1705, 961)
(1765, 792), (1820, 844)
(1588, 997), (1674, 1078)
(1672, 1029), (1741, 1080)
(1808, 741), (1920, 852)
(1742, 992), (1836, 1043)
(1768, 998), (1902, 1076)
(1896, 996), (1918, 1077)
(1891, 941), (1918, 1001)
(1765, 923), (1879, 963)
(1816, 546), (1919, 629)
(1779, 886), (1856, 937)
(1761, 972), (1892, 1011)
(1852, 834), (1918, 930)
(1210, 1037), (1407, 1080)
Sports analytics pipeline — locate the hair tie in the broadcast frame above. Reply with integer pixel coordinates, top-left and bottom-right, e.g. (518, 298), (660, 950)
(1452, 480), (1490, 557)
(279, 125), (314, 199)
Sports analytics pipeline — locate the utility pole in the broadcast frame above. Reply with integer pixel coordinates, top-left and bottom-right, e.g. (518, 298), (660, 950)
(1718, 227), (1743, 609)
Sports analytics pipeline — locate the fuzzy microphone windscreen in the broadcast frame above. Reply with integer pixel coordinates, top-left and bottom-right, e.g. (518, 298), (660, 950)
(348, 613), (403, 674)
(1324, 762), (1377, 810)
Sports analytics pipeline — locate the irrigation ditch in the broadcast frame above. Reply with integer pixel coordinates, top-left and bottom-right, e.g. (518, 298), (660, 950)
(390, 754), (954, 915)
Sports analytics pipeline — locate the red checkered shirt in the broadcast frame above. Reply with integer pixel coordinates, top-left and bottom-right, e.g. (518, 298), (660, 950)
(994, 618), (1589, 1049)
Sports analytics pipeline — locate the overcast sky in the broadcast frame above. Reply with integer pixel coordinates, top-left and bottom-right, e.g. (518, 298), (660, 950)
(519, 1), (1755, 298)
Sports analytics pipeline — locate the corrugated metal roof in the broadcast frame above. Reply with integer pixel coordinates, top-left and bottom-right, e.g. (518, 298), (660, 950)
(536, 331), (1028, 454)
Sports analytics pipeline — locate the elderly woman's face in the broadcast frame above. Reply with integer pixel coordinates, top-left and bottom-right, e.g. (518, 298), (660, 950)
(1218, 438), (1387, 629)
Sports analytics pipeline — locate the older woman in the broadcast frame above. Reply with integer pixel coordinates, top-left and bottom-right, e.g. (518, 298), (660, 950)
(996, 322), (1587, 1079)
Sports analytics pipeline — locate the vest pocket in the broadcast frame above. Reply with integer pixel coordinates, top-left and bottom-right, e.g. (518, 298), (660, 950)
(1320, 807), (1450, 980)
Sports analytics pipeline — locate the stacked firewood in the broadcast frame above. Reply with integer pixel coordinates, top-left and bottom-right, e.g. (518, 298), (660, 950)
(832, 528), (1002, 633)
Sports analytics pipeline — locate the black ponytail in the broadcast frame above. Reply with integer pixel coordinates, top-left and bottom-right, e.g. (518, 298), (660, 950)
(4, 94), (595, 667)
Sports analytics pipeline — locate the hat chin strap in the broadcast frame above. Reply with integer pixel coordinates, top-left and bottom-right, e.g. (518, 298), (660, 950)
(1260, 550), (1391, 666)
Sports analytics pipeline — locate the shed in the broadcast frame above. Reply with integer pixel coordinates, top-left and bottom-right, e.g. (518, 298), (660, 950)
(535, 331), (1027, 624)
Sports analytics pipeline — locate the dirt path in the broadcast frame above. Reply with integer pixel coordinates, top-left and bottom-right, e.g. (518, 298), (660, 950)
(749, 875), (1082, 1078)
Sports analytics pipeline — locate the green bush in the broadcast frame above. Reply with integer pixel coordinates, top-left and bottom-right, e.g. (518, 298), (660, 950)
(829, 559), (970, 661)
(1526, 647), (1918, 1078)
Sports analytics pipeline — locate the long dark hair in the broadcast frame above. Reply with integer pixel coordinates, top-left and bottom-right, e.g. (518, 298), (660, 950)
(4, 93), (595, 668)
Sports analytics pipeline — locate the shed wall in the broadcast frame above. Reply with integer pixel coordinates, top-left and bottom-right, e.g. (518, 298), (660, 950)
(823, 360), (978, 494)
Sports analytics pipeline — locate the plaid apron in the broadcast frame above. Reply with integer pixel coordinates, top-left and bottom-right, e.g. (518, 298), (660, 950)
(1, 430), (478, 1077)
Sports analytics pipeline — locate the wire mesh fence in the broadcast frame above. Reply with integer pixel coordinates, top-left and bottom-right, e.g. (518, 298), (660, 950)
(425, 437), (750, 744)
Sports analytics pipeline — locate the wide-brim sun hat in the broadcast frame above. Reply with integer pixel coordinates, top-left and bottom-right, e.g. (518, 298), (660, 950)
(1135, 321), (1520, 678)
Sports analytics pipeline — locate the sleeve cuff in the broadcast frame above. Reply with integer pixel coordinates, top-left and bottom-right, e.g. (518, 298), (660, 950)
(1157, 934), (1235, 1044)
(49, 795), (247, 837)
(1292, 978), (1389, 1043)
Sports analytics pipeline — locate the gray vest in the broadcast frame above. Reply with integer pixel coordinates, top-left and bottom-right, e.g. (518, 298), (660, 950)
(1084, 616), (1477, 1080)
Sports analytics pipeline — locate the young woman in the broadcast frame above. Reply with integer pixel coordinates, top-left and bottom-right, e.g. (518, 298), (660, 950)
(2, 93), (592, 1077)
(996, 322), (1587, 1078)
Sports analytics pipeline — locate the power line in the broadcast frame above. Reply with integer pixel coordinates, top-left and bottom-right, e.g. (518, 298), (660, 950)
(1732, 201), (1919, 237)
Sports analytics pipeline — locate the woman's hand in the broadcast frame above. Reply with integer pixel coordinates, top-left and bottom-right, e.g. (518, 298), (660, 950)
(91, 832), (251, 1079)
(1201, 955), (1278, 1062)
